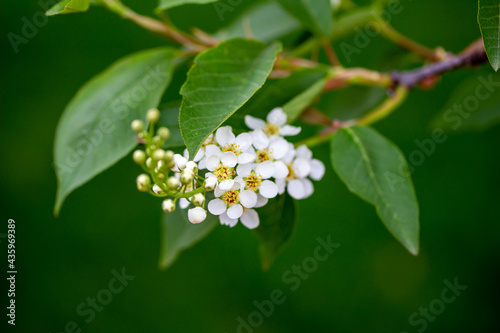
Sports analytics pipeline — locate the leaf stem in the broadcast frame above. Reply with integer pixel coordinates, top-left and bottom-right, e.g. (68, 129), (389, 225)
(375, 21), (445, 62)
(101, 0), (206, 51)
(356, 85), (408, 125)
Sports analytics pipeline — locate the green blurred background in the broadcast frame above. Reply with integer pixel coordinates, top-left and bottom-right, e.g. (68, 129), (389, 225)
(1, 0), (499, 332)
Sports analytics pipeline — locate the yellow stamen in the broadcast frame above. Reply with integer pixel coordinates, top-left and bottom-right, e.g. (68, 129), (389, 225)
(214, 165), (234, 181)
(256, 149), (271, 163)
(245, 171), (262, 191)
(222, 190), (240, 206)
(264, 123), (280, 136)
(222, 143), (241, 156)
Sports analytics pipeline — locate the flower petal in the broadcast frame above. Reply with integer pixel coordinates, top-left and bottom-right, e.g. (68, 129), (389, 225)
(288, 179), (306, 200)
(227, 204), (243, 219)
(214, 185), (225, 197)
(221, 151), (237, 167)
(293, 158), (311, 178)
(238, 152), (256, 164)
(281, 142), (296, 164)
(198, 157), (206, 170)
(215, 126), (235, 146)
(220, 212), (238, 227)
(194, 148), (205, 162)
(279, 124), (301, 136)
(205, 155), (220, 171)
(235, 132), (253, 151)
(251, 130), (270, 150)
(255, 194), (269, 208)
(255, 161), (275, 179)
(288, 179), (306, 199)
(208, 199), (227, 215)
(245, 115), (266, 130)
(301, 178), (314, 199)
(219, 179), (235, 191)
(267, 107), (287, 126)
(240, 209), (260, 229)
(240, 189), (257, 208)
(180, 198), (190, 209)
(309, 159), (326, 181)
(259, 180), (279, 198)
(275, 178), (286, 195)
(205, 144), (222, 158)
(295, 145), (313, 160)
(273, 160), (289, 179)
(237, 163), (253, 178)
(269, 138), (289, 160)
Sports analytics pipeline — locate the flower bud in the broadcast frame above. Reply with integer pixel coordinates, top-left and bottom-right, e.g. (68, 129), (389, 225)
(153, 149), (166, 161)
(153, 184), (165, 195)
(145, 157), (155, 169)
(186, 161), (198, 173)
(204, 177), (217, 191)
(180, 169), (194, 185)
(157, 127), (170, 140)
(167, 176), (180, 190)
(162, 199), (175, 213)
(188, 207), (207, 224)
(152, 135), (162, 146)
(133, 150), (146, 165)
(158, 173), (165, 181)
(173, 154), (188, 171)
(146, 108), (160, 124)
(192, 193), (205, 207)
(136, 174), (151, 192)
(131, 120), (144, 133)
(164, 150), (174, 163)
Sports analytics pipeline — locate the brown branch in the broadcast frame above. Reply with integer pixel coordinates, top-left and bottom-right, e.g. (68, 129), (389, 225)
(391, 39), (488, 89)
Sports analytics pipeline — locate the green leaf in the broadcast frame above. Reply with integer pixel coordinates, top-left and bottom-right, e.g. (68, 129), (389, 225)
(331, 126), (420, 255)
(276, 0), (332, 36)
(283, 77), (328, 123)
(54, 48), (178, 215)
(478, 0), (500, 71)
(159, 208), (218, 270)
(180, 38), (282, 158)
(432, 72), (500, 131)
(254, 195), (297, 271)
(46, 0), (90, 16)
(215, 1), (302, 43)
(157, 0), (218, 10)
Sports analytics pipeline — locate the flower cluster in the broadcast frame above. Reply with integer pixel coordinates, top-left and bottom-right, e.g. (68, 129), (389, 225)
(132, 107), (325, 229)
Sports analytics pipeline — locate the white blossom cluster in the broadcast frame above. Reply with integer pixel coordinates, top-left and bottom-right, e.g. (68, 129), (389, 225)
(176, 108), (325, 229)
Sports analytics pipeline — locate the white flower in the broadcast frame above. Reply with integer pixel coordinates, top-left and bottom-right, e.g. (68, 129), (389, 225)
(236, 162), (279, 199)
(188, 207), (207, 224)
(275, 145), (325, 200)
(204, 176), (217, 190)
(204, 126), (256, 165)
(184, 134), (215, 170)
(251, 130), (290, 179)
(206, 151), (238, 191)
(208, 179), (257, 221)
(245, 107), (301, 137)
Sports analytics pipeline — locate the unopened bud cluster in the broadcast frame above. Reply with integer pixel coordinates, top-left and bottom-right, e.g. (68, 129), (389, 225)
(131, 108), (207, 224)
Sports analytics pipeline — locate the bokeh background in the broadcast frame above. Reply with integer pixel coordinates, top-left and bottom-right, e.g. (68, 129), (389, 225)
(1, 0), (499, 332)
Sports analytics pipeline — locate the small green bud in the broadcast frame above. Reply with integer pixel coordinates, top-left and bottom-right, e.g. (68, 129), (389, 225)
(131, 120), (144, 133)
(180, 169), (194, 185)
(133, 150), (146, 165)
(136, 174), (151, 192)
(146, 108), (161, 124)
(145, 157), (155, 169)
(167, 176), (180, 190)
(162, 199), (176, 213)
(164, 150), (174, 163)
(157, 127), (170, 140)
(152, 135), (162, 145)
(153, 149), (166, 161)
(158, 173), (166, 181)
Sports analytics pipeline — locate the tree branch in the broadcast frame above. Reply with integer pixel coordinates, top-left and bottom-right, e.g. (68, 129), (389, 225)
(391, 39), (488, 89)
